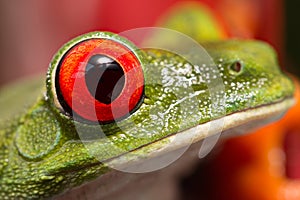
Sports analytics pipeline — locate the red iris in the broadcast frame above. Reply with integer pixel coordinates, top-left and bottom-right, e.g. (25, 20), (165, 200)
(56, 38), (144, 123)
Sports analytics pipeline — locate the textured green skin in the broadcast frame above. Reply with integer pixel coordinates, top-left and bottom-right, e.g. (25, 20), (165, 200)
(0, 31), (294, 199)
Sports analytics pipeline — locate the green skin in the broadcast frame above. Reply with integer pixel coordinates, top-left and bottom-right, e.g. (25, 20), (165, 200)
(0, 30), (294, 199)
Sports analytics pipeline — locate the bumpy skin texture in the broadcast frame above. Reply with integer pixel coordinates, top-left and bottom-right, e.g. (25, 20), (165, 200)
(0, 32), (294, 199)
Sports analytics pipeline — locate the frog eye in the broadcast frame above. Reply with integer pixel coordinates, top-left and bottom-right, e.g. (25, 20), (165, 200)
(228, 61), (243, 74)
(50, 32), (144, 124)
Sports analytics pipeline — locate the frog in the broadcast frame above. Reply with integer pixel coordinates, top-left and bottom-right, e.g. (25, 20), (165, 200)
(0, 28), (294, 199)
(0, 2), (295, 198)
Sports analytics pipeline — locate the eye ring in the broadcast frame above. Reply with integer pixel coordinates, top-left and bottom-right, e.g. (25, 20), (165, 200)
(47, 32), (145, 124)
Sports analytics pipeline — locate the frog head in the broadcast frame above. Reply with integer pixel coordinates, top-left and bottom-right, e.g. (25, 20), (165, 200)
(0, 32), (294, 199)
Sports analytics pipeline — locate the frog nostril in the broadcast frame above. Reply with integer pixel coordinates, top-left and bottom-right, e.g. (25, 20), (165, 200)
(229, 61), (243, 74)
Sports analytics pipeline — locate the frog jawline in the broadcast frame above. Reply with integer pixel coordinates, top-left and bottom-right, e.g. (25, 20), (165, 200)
(105, 97), (295, 168)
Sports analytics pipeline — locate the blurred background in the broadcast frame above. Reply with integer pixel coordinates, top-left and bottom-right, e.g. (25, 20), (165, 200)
(0, 0), (295, 86)
(1, 0), (300, 199)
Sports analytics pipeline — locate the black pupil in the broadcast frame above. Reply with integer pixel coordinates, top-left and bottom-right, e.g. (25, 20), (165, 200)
(85, 54), (125, 104)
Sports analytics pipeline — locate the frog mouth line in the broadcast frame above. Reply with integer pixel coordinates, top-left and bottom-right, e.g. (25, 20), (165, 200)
(104, 96), (295, 167)
(50, 96), (294, 177)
